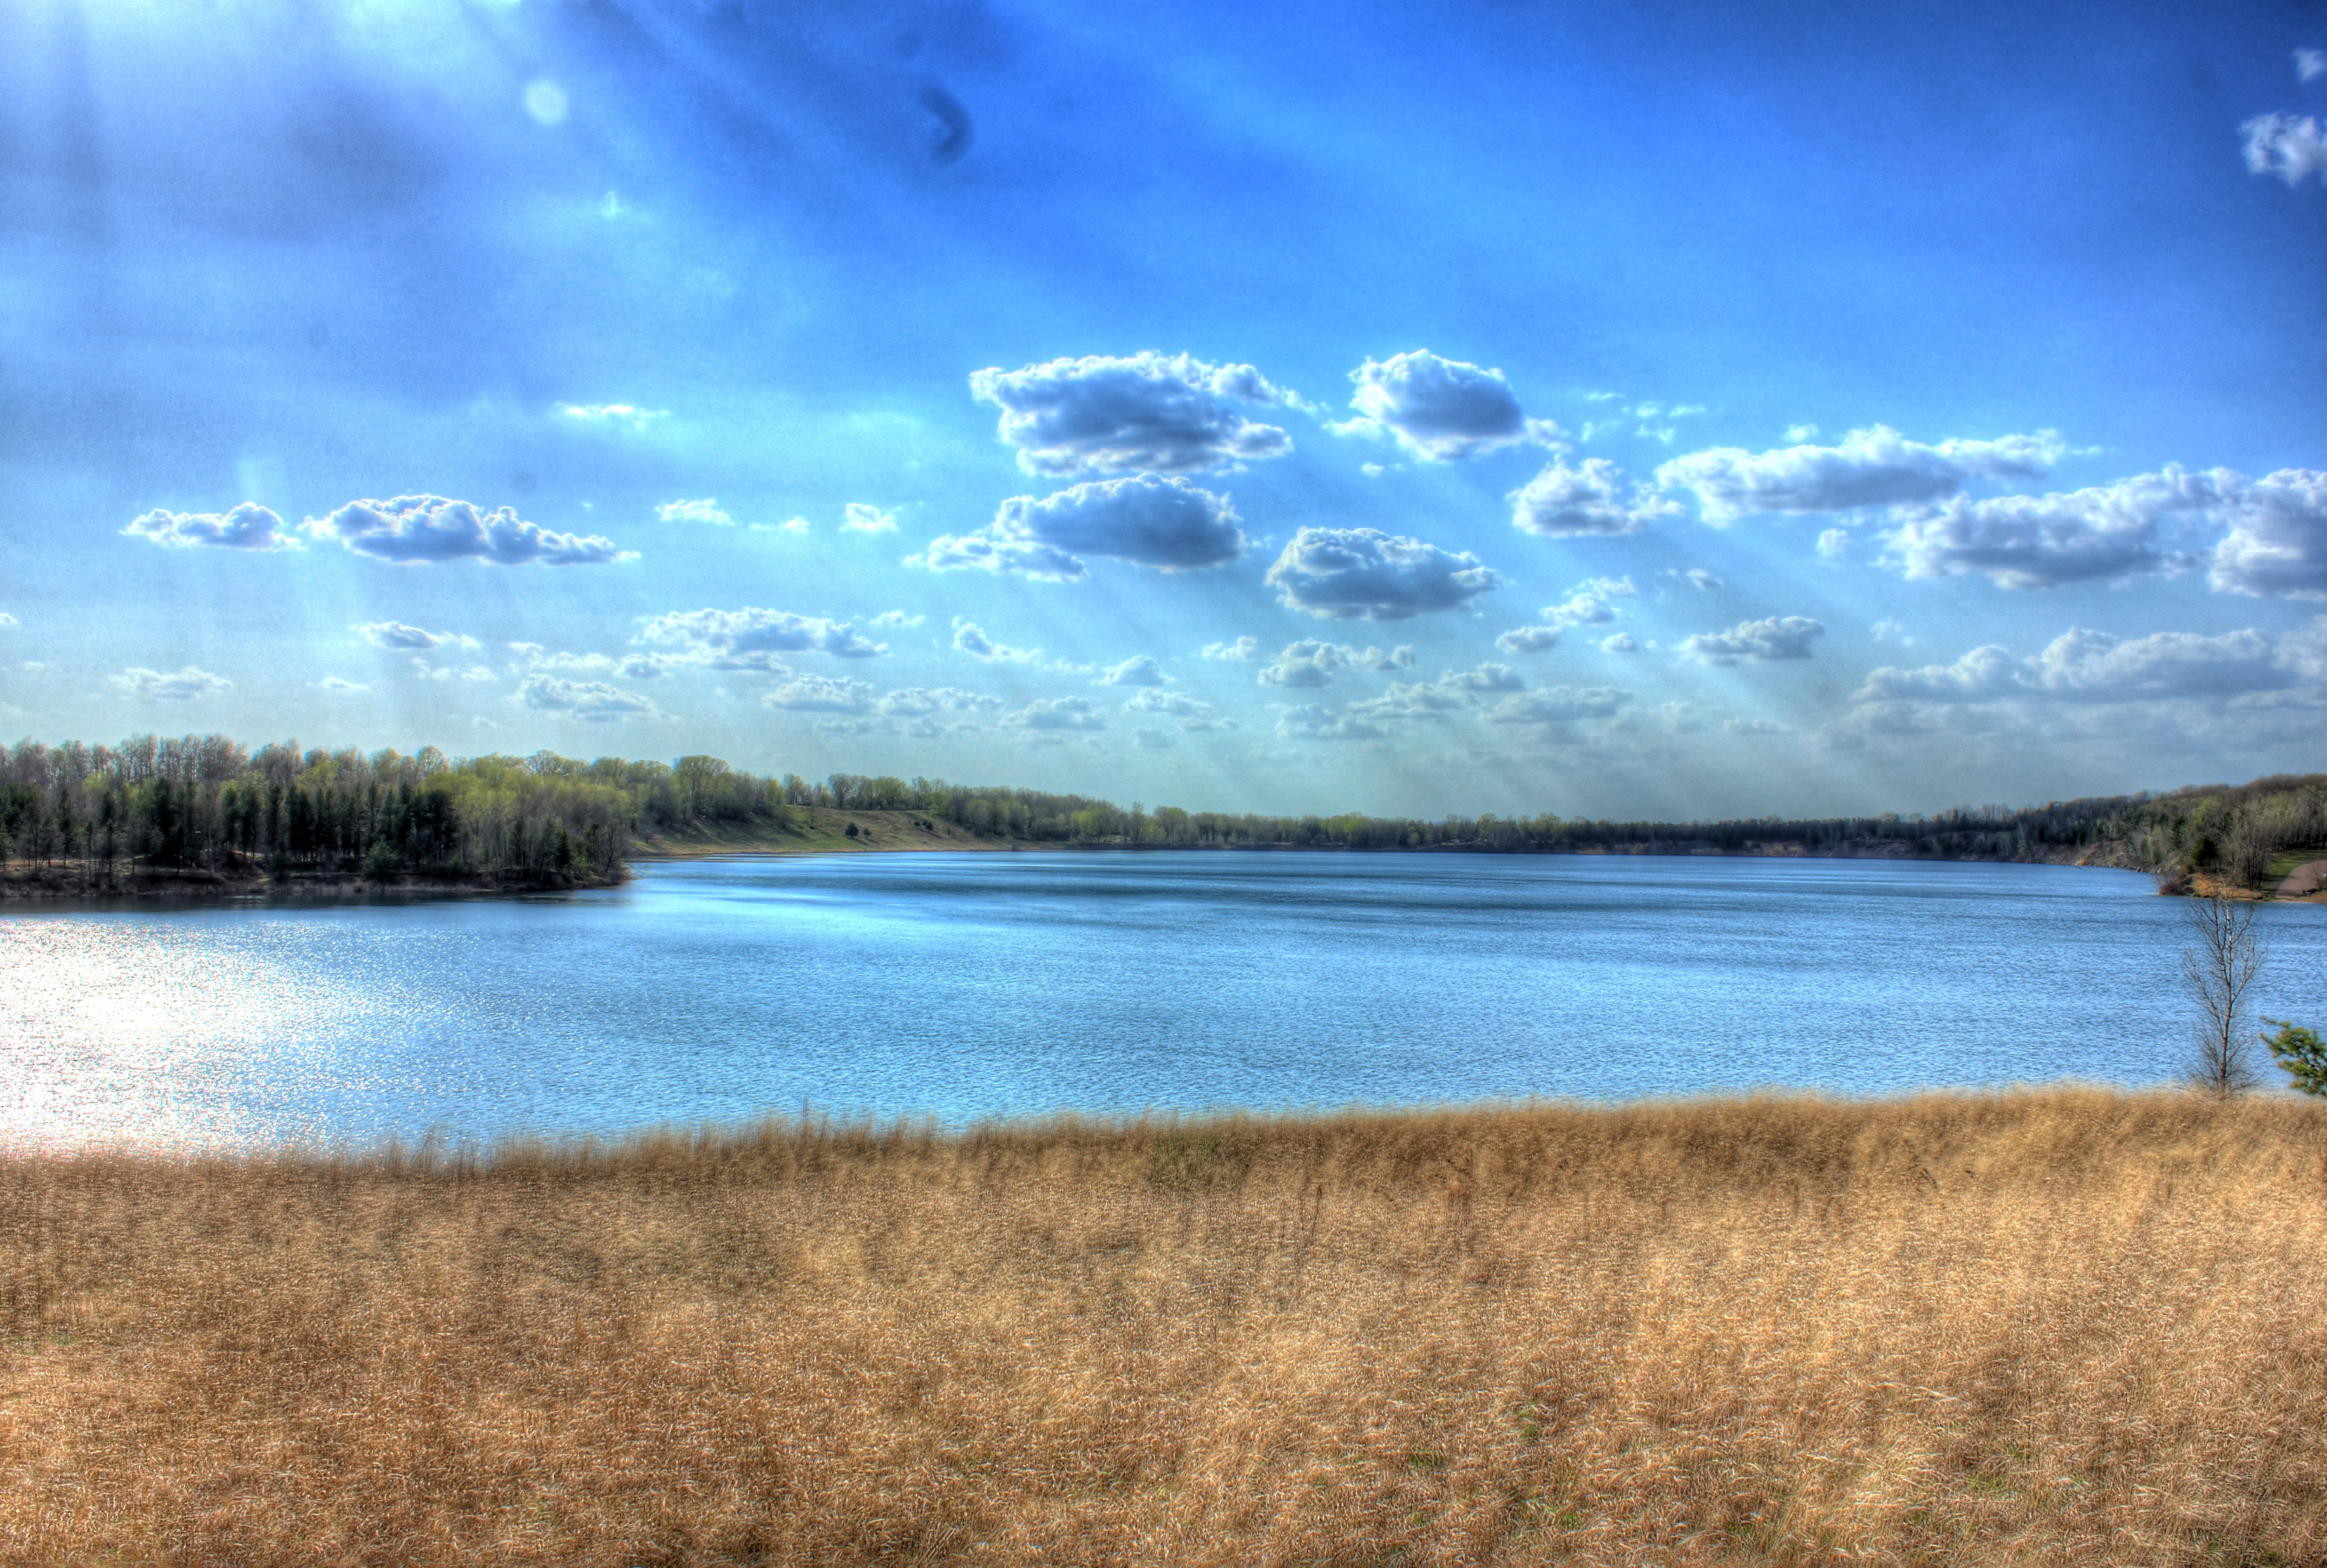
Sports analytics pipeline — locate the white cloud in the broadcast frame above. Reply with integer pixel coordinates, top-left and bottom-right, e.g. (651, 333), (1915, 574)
(1276, 704), (1385, 742)
(879, 686), (1003, 718)
(868, 610), (925, 628)
(2300, 48), (2327, 82)
(1784, 423), (1820, 442)
(0, 613), (15, 626)
(1681, 615), (1826, 665)
(1495, 625), (1564, 654)
(1878, 466), (2225, 588)
(414, 660), (499, 683)
(969, 352), (1294, 477)
(320, 676), (368, 693)
(951, 619), (1042, 663)
(842, 503), (898, 534)
(1124, 689), (1214, 720)
(912, 531), (1084, 581)
(1266, 527), (1502, 620)
(124, 503), (299, 551)
(919, 475), (1246, 579)
(2243, 113), (2327, 185)
(514, 648), (679, 680)
(1816, 527), (1851, 559)
(765, 674), (876, 713)
(1507, 458), (1680, 536)
(1006, 696), (1108, 731)
(1656, 425), (2065, 522)
(1202, 636), (1259, 661)
(2210, 469), (2327, 598)
(1856, 626), (2290, 706)
(1599, 633), (1641, 653)
(1871, 619), (1913, 645)
(517, 674), (661, 721)
(1096, 655), (1168, 687)
(1336, 350), (1556, 461)
(108, 666), (232, 700)
(1253, 640), (1413, 687)
(1684, 567), (1722, 590)
(308, 495), (623, 566)
(559, 402), (667, 429)
(636, 607), (885, 668)
(1257, 640), (1351, 688)
(657, 499), (732, 527)
(1481, 686), (1631, 725)
(357, 621), (476, 651)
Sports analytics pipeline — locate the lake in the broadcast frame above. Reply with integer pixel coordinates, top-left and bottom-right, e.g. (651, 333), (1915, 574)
(4, 852), (2321, 1149)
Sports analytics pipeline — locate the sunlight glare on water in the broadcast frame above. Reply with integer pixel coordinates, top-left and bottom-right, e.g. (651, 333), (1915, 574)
(4, 853), (2323, 1151)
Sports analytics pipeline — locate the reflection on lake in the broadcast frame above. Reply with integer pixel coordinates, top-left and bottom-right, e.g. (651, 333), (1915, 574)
(5, 852), (2321, 1149)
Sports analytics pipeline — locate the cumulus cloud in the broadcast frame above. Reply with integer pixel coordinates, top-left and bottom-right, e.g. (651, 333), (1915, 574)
(1656, 426), (2065, 523)
(1202, 637), (1259, 661)
(1006, 696), (1108, 731)
(1266, 527), (1502, 620)
(1258, 640), (1351, 688)
(1600, 633), (1641, 653)
(1684, 567), (1722, 590)
(1254, 640), (1413, 687)
(1856, 626), (2290, 707)
(1124, 690), (1212, 718)
(558, 402), (667, 428)
(637, 607), (885, 668)
(109, 665), (232, 700)
(413, 660), (497, 683)
(1682, 615), (1826, 665)
(1816, 528), (1851, 560)
(879, 686), (1004, 718)
(919, 475), (1247, 579)
(1481, 686), (1631, 725)
(912, 531), (1085, 581)
(2299, 48), (2327, 82)
(842, 503), (898, 534)
(514, 647), (681, 680)
(0, 613), (15, 626)
(868, 610), (925, 628)
(1879, 466), (2227, 588)
(308, 495), (623, 566)
(2244, 113), (2327, 185)
(1337, 350), (1555, 461)
(951, 619), (1042, 663)
(1508, 459), (1680, 536)
(517, 675), (662, 721)
(969, 352), (1294, 477)
(357, 621), (476, 651)
(1335, 664), (1540, 727)
(657, 499), (733, 527)
(1097, 655), (1167, 687)
(1495, 625), (1564, 654)
(2210, 469), (2327, 598)
(320, 676), (367, 692)
(765, 674), (876, 713)
(124, 503), (299, 551)
(1276, 704), (1384, 742)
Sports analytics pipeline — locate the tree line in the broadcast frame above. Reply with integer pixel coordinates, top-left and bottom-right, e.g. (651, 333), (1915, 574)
(6, 734), (2324, 891)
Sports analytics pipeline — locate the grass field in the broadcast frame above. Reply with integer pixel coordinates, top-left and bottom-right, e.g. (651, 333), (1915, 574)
(3, 1090), (2322, 1564)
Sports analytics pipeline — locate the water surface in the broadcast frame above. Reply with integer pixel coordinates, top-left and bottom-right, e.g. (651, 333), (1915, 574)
(4, 852), (2318, 1149)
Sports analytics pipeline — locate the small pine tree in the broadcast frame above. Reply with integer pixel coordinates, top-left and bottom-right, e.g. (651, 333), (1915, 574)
(2261, 1018), (2327, 1096)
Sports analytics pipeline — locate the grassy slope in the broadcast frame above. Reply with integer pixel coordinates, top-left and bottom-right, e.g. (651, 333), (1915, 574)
(3, 1089), (2323, 1565)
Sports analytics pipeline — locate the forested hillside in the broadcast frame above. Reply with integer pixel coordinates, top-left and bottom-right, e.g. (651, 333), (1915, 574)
(5, 734), (2324, 895)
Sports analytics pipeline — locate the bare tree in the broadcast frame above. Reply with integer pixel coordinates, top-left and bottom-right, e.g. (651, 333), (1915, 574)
(2182, 892), (2267, 1095)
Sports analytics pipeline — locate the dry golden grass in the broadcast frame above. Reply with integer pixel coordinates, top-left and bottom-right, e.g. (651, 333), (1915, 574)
(3, 1089), (2324, 1565)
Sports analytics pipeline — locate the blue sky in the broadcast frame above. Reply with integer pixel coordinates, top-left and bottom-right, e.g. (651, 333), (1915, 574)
(4, 0), (2327, 818)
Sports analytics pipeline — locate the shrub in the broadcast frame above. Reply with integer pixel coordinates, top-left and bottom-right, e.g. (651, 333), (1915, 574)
(2262, 1017), (2327, 1095)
